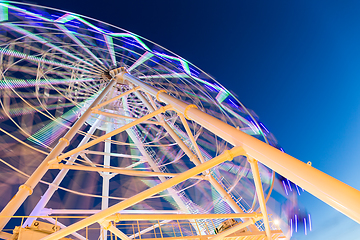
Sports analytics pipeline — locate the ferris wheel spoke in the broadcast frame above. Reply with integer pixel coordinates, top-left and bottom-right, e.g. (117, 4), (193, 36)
(3, 23), (99, 70)
(0, 3), (312, 239)
(128, 51), (154, 72)
(0, 46), (93, 73)
(55, 24), (105, 67)
(104, 35), (117, 66)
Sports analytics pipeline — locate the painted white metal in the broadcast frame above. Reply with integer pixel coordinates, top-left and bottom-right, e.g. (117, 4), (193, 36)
(100, 124), (112, 240)
(0, 80), (116, 231)
(49, 163), (205, 179)
(23, 115), (106, 227)
(138, 92), (259, 232)
(122, 94), (203, 234)
(105, 213), (261, 221)
(119, 71), (360, 224)
(249, 158), (272, 240)
(40, 209), (183, 215)
(40, 146), (245, 239)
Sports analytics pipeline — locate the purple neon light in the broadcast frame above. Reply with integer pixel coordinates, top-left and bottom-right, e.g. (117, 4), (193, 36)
(295, 184), (301, 195)
(287, 179), (293, 191)
(282, 180), (288, 195)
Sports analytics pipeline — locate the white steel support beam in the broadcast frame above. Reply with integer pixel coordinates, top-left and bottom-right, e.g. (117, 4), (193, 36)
(101, 124), (112, 240)
(93, 109), (161, 125)
(0, 80), (117, 231)
(248, 157), (272, 240)
(49, 163), (205, 180)
(128, 52), (154, 72)
(82, 150), (144, 160)
(0, 231), (12, 239)
(138, 89), (259, 232)
(105, 212), (262, 221)
(47, 105), (172, 164)
(122, 94), (202, 234)
(178, 114), (206, 164)
(117, 70), (360, 224)
(41, 209), (182, 215)
(23, 115), (105, 227)
(132, 91), (205, 235)
(55, 24), (105, 68)
(135, 90), (199, 166)
(91, 86), (140, 110)
(40, 146), (245, 240)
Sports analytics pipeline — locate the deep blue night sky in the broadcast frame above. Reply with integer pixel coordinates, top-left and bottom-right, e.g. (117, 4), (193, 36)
(17, 0), (360, 239)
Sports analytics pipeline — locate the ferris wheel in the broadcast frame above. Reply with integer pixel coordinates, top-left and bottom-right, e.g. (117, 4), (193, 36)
(0, 2), (359, 240)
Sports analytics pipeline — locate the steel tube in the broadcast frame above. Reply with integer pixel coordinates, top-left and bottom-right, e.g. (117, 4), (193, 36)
(50, 164), (205, 180)
(48, 105), (172, 164)
(92, 109), (160, 125)
(105, 213), (261, 221)
(0, 80), (116, 231)
(121, 72), (360, 224)
(40, 146), (245, 240)
(92, 86), (140, 110)
(23, 115), (105, 227)
(249, 158), (272, 239)
(136, 90), (258, 231)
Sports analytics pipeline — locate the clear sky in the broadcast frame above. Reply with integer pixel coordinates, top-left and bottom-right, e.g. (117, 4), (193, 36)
(19, 0), (360, 239)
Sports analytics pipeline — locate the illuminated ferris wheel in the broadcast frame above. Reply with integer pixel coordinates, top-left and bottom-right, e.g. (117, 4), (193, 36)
(0, 2), (359, 240)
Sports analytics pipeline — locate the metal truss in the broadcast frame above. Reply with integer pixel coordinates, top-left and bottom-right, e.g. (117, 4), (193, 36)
(0, 67), (359, 240)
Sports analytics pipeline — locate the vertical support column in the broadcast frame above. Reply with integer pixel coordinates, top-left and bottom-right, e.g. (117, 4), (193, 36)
(23, 115), (105, 227)
(140, 91), (259, 232)
(122, 94), (203, 235)
(0, 80), (116, 231)
(41, 146), (244, 240)
(248, 157), (272, 240)
(101, 123), (112, 239)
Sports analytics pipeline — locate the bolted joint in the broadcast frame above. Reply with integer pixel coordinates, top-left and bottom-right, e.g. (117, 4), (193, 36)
(156, 89), (167, 102)
(109, 67), (129, 77)
(19, 184), (33, 195)
(47, 156), (61, 165)
(223, 150), (237, 161)
(109, 67), (129, 85)
(189, 154), (198, 163)
(48, 163), (60, 169)
(59, 138), (70, 146)
(222, 194), (231, 201)
(91, 108), (100, 113)
(100, 220), (112, 230)
(184, 104), (198, 120)
(114, 213), (121, 223)
(57, 163), (65, 169)
(247, 157), (257, 164)
(203, 173), (211, 181)
(160, 104), (173, 113)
